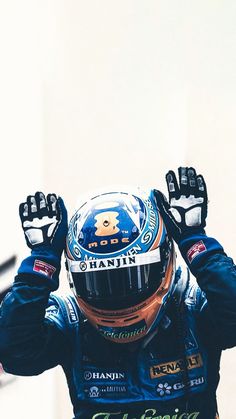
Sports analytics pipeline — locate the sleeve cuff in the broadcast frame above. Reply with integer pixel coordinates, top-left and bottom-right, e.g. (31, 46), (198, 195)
(179, 234), (224, 272)
(17, 249), (61, 283)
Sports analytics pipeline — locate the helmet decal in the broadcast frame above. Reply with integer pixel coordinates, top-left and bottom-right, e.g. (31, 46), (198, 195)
(94, 211), (120, 236)
(66, 189), (165, 260)
(98, 320), (147, 342)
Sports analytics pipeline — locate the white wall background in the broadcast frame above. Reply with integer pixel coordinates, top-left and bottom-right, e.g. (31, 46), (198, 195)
(0, 1), (235, 418)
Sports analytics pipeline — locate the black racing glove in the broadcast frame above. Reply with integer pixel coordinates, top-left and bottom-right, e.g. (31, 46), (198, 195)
(18, 192), (68, 288)
(155, 167), (223, 272)
(19, 192), (67, 255)
(154, 167), (208, 243)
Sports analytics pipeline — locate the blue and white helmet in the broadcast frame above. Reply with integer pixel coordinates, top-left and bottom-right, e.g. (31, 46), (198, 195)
(66, 188), (176, 343)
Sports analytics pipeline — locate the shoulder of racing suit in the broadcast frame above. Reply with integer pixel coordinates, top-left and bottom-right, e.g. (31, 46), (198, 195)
(45, 293), (81, 333)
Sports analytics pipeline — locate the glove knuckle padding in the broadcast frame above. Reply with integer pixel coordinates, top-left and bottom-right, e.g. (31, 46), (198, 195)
(166, 171), (180, 198)
(30, 197), (37, 213)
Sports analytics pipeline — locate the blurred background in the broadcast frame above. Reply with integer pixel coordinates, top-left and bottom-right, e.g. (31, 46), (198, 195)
(0, 1), (235, 418)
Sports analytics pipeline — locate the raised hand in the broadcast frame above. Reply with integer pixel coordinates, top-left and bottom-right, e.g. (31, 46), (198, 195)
(19, 192), (68, 257)
(154, 167), (208, 243)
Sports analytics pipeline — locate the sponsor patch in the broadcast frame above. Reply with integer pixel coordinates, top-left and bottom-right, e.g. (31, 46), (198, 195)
(79, 255), (135, 271)
(187, 241), (207, 263)
(85, 384), (128, 398)
(84, 371), (126, 381)
(68, 247), (160, 273)
(98, 320), (147, 341)
(94, 211), (120, 237)
(33, 260), (56, 278)
(150, 353), (203, 379)
(91, 408), (200, 418)
(156, 376), (205, 397)
(65, 297), (79, 324)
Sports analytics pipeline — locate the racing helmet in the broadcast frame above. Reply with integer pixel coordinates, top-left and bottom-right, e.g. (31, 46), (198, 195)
(66, 188), (176, 344)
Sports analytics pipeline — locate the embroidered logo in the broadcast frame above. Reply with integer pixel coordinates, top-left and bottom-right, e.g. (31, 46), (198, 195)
(187, 241), (207, 263)
(156, 376), (205, 398)
(33, 260), (56, 278)
(91, 408), (200, 418)
(85, 385), (127, 398)
(84, 371), (126, 381)
(150, 353), (203, 379)
(156, 382), (172, 396)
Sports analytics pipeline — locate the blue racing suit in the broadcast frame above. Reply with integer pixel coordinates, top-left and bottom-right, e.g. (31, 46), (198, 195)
(0, 235), (236, 419)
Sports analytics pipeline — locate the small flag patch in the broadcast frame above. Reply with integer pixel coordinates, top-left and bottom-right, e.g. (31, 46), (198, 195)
(187, 241), (207, 263)
(33, 260), (56, 278)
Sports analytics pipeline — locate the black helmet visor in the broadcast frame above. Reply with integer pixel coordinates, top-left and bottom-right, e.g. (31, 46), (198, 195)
(68, 249), (168, 310)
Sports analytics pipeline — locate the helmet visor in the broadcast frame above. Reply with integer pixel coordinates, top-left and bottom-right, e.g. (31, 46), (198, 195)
(67, 248), (168, 310)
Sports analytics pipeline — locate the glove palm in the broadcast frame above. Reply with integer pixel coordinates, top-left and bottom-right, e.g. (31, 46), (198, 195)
(19, 192), (67, 257)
